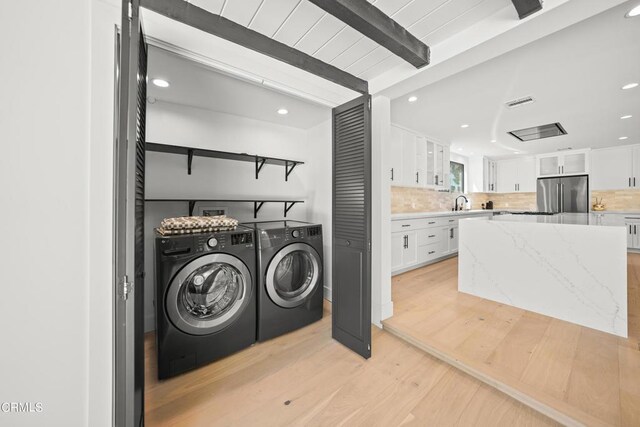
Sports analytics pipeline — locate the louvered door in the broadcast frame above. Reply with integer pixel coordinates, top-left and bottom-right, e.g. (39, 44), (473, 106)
(332, 94), (372, 358)
(115, 0), (146, 425)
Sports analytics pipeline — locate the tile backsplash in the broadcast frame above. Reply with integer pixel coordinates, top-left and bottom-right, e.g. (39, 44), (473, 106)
(391, 186), (640, 213)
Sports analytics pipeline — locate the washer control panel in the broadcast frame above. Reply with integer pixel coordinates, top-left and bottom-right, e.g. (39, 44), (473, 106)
(207, 237), (218, 248)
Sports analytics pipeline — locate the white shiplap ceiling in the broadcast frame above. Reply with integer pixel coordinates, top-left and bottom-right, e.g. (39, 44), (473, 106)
(188, 0), (512, 80)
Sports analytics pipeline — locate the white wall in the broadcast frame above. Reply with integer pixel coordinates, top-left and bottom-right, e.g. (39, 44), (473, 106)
(0, 1), (97, 426)
(306, 120), (333, 301)
(144, 101), (331, 331)
(372, 96), (393, 326)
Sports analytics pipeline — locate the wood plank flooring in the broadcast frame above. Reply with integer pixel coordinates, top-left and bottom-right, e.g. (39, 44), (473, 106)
(145, 302), (557, 426)
(383, 254), (640, 427)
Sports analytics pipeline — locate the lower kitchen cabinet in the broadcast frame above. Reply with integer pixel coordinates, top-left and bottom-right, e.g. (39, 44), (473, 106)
(391, 230), (418, 271)
(392, 212), (491, 275)
(627, 220), (640, 250)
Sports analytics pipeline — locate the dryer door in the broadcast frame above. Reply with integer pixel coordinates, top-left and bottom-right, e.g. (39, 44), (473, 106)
(266, 243), (322, 308)
(166, 253), (252, 336)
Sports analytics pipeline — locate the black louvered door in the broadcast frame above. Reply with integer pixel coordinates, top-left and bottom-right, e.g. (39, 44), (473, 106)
(332, 94), (372, 358)
(134, 23), (147, 427)
(115, 0), (146, 425)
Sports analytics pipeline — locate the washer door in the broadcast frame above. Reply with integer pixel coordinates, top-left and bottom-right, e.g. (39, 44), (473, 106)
(166, 253), (251, 336)
(266, 243), (322, 308)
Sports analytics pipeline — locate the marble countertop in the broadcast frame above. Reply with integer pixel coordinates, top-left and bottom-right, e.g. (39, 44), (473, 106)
(391, 210), (492, 220)
(486, 212), (626, 227)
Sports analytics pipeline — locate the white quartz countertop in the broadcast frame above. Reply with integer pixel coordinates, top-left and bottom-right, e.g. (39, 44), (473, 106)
(590, 211), (640, 217)
(391, 210), (492, 220)
(487, 212), (626, 227)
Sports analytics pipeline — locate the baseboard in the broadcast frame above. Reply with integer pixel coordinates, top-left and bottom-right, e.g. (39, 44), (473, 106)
(392, 253), (457, 276)
(323, 286), (332, 302)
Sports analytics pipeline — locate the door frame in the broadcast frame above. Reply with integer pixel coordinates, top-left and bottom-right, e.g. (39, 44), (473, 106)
(114, 2), (373, 424)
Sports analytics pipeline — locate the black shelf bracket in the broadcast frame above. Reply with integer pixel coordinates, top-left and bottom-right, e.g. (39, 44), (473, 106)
(188, 201), (196, 216)
(253, 201), (265, 218)
(255, 156), (266, 179)
(187, 149), (194, 175)
(284, 201), (298, 217)
(285, 161), (298, 182)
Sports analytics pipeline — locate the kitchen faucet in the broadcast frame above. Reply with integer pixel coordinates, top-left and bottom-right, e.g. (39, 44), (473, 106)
(454, 195), (468, 211)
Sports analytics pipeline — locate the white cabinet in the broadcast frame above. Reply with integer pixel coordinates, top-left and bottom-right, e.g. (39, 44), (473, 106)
(536, 149), (590, 177)
(402, 131), (418, 186)
(496, 157), (536, 193)
(391, 230), (418, 270)
(483, 158), (497, 192)
(391, 212), (492, 274)
(626, 217), (640, 250)
(518, 157), (536, 192)
(390, 126), (403, 184)
(591, 145), (640, 190)
(390, 125), (450, 189)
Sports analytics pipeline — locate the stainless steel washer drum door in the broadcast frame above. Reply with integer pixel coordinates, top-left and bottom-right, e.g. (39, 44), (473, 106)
(265, 243), (322, 308)
(166, 253), (252, 336)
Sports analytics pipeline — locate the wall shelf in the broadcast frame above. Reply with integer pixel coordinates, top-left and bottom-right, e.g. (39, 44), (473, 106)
(145, 199), (304, 218)
(146, 142), (304, 181)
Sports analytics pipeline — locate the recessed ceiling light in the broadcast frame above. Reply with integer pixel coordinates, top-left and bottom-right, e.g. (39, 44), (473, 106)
(461, 124), (469, 128)
(152, 78), (170, 88)
(622, 82), (638, 90)
(490, 139), (496, 143)
(408, 96), (418, 102)
(625, 4), (640, 17)
(514, 151), (520, 154)
(619, 136), (628, 140)
(621, 115), (632, 119)
(277, 108), (288, 115)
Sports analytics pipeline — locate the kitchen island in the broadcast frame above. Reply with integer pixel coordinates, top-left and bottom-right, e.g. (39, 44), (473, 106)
(458, 213), (628, 337)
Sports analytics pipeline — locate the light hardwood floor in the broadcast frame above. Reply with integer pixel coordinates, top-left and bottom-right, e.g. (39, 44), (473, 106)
(383, 254), (640, 427)
(145, 302), (558, 426)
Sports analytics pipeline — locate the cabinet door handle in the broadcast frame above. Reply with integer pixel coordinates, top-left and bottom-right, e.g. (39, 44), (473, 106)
(428, 251), (436, 255)
(450, 228), (454, 239)
(416, 172), (419, 183)
(435, 174), (439, 185)
(428, 234), (436, 238)
(428, 221), (436, 225)
(391, 168), (394, 181)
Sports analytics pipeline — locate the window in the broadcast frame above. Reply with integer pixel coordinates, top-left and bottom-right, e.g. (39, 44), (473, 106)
(450, 161), (464, 193)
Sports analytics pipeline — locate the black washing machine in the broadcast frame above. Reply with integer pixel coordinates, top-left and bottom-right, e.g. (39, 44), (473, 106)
(245, 221), (324, 342)
(154, 226), (256, 379)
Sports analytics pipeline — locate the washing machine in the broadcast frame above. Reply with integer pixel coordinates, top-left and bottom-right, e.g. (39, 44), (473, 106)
(247, 220), (324, 342)
(154, 226), (256, 379)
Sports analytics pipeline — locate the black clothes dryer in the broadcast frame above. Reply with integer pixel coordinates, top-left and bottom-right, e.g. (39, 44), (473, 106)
(154, 226), (256, 379)
(245, 221), (324, 342)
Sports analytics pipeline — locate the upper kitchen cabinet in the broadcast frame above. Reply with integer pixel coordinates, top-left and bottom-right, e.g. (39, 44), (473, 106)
(390, 125), (450, 190)
(483, 158), (498, 192)
(496, 156), (536, 193)
(536, 149), (590, 177)
(390, 126), (403, 184)
(591, 145), (640, 190)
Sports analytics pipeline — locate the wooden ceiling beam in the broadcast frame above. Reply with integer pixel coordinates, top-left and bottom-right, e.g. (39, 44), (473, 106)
(511, 0), (543, 19)
(307, 0), (430, 69)
(140, 0), (368, 94)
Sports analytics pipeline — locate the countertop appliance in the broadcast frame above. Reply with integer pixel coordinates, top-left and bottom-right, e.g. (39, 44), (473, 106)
(485, 201), (494, 210)
(154, 226), (256, 379)
(537, 175), (589, 213)
(245, 220), (324, 342)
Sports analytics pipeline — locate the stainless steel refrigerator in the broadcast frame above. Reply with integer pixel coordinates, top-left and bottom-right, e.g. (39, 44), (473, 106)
(537, 175), (589, 213)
